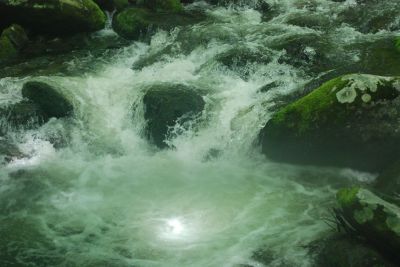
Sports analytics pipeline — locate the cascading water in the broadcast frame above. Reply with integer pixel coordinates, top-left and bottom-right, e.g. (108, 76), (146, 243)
(0, 0), (398, 266)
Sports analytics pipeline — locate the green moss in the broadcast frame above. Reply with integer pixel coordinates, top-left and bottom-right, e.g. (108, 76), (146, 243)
(337, 187), (360, 208)
(113, 8), (151, 40)
(396, 37), (400, 52)
(271, 77), (348, 134)
(0, 0), (106, 35)
(59, 0), (107, 31)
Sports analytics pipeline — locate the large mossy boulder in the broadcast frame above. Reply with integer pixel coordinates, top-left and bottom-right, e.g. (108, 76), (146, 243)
(22, 81), (73, 119)
(260, 74), (400, 172)
(313, 234), (396, 267)
(0, 24), (28, 64)
(112, 7), (204, 40)
(336, 187), (400, 261)
(142, 84), (205, 148)
(0, 0), (106, 35)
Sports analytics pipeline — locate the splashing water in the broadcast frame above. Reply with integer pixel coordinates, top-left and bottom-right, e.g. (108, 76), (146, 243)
(1, 0), (398, 266)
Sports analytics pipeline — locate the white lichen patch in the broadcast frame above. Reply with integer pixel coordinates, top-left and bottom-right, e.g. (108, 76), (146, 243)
(336, 87), (357, 103)
(336, 74), (393, 104)
(354, 206), (374, 224)
(357, 189), (400, 218)
(361, 94), (372, 103)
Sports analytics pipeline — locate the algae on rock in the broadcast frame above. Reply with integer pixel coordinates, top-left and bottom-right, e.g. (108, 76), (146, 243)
(260, 74), (400, 171)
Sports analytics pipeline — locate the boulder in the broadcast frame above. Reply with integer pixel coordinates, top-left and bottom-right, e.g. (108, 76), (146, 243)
(0, 82), (73, 130)
(0, 24), (28, 64)
(142, 84), (205, 148)
(260, 74), (400, 172)
(374, 160), (400, 205)
(312, 234), (396, 267)
(0, 0), (106, 35)
(335, 187), (400, 261)
(112, 7), (204, 40)
(22, 81), (73, 119)
(0, 100), (47, 128)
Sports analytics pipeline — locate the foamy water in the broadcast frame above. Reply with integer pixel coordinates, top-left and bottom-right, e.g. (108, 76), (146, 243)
(1, 0), (398, 266)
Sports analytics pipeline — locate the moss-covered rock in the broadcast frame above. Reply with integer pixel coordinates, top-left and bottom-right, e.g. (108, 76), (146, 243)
(142, 83), (205, 148)
(0, 24), (28, 64)
(22, 81), (73, 119)
(335, 187), (400, 261)
(112, 7), (204, 40)
(0, 0), (106, 35)
(396, 37), (400, 52)
(260, 74), (400, 172)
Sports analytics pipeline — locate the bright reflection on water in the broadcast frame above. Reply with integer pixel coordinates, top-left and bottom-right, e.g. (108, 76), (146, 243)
(166, 218), (184, 236)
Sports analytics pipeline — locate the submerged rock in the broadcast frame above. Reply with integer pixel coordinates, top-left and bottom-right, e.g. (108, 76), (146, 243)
(0, 100), (47, 128)
(0, 82), (73, 130)
(260, 74), (400, 172)
(142, 84), (205, 148)
(112, 7), (204, 40)
(0, 0), (106, 35)
(312, 234), (396, 267)
(22, 81), (73, 119)
(335, 187), (400, 261)
(0, 24), (28, 64)
(0, 140), (24, 163)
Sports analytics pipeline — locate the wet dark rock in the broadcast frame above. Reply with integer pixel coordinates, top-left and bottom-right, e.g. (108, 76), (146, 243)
(0, 100), (47, 128)
(112, 7), (205, 40)
(260, 74), (400, 172)
(0, 0), (106, 36)
(374, 160), (400, 206)
(338, 0), (400, 33)
(22, 81), (73, 120)
(0, 24), (28, 64)
(343, 37), (400, 77)
(142, 83), (205, 148)
(0, 140), (24, 162)
(270, 33), (334, 73)
(312, 234), (396, 267)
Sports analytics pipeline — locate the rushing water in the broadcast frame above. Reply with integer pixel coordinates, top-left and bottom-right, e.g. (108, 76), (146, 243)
(0, 0), (398, 266)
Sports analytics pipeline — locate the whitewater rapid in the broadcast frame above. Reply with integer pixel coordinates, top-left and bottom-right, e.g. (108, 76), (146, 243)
(1, 0), (398, 266)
